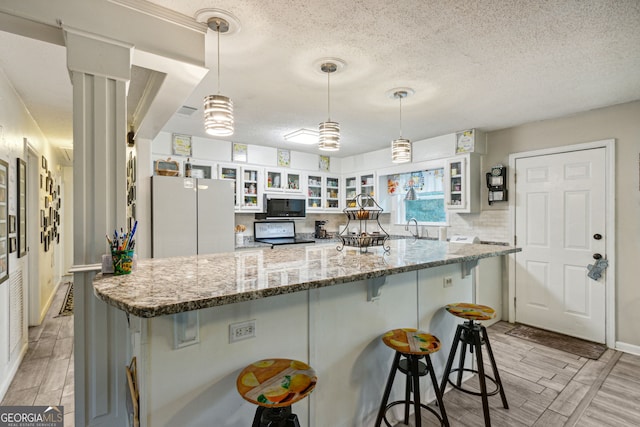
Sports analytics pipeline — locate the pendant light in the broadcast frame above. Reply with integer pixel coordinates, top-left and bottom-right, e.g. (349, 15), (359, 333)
(204, 17), (234, 136)
(318, 62), (340, 151)
(391, 90), (412, 163)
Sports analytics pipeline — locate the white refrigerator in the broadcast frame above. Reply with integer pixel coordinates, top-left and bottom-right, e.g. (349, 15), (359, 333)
(151, 176), (235, 257)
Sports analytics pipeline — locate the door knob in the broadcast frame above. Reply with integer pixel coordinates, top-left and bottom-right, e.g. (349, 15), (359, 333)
(593, 234), (602, 240)
(593, 253), (602, 260)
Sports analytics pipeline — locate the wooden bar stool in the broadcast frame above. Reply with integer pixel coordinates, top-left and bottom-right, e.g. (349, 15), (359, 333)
(375, 328), (449, 427)
(237, 358), (317, 427)
(440, 303), (508, 427)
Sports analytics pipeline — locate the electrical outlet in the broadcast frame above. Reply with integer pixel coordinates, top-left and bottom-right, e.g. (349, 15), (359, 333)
(443, 276), (453, 288)
(229, 319), (256, 343)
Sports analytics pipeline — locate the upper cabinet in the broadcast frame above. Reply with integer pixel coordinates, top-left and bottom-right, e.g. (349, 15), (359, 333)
(218, 164), (239, 209)
(344, 172), (376, 208)
(265, 168), (302, 193)
(444, 154), (480, 213)
(239, 167), (263, 211)
(324, 176), (341, 210)
(218, 164), (264, 211)
(307, 174), (341, 212)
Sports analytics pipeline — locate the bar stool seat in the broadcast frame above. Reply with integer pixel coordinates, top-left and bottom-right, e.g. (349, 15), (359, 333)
(375, 328), (449, 427)
(440, 303), (508, 427)
(237, 358), (317, 427)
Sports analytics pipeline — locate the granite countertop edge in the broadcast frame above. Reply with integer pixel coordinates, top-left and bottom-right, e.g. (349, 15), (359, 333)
(94, 241), (520, 318)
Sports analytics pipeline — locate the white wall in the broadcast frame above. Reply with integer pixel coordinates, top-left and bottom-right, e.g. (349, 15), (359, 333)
(0, 67), (66, 399)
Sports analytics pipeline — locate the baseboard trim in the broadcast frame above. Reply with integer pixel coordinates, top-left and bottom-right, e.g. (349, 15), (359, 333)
(615, 341), (640, 356)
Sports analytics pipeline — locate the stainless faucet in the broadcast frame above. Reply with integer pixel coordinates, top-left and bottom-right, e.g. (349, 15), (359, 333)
(405, 218), (419, 238)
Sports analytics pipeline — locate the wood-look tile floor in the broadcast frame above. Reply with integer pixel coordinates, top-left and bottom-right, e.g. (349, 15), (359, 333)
(1, 282), (74, 427)
(3, 285), (640, 427)
(410, 321), (640, 427)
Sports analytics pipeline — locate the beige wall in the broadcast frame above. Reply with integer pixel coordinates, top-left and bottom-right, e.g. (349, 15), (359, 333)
(486, 100), (640, 347)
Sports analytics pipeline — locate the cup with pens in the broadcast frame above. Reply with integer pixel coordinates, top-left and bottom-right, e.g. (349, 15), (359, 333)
(108, 221), (137, 275)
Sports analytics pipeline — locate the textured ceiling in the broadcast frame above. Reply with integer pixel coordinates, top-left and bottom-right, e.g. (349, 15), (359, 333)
(1, 0), (640, 158)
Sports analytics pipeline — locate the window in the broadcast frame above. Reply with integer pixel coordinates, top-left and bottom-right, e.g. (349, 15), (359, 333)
(387, 169), (446, 225)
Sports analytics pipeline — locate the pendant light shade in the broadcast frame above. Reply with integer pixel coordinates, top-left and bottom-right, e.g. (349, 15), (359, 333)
(318, 121), (340, 151)
(391, 90), (412, 163)
(204, 94), (234, 136)
(319, 62), (340, 151)
(204, 17), (234, 137)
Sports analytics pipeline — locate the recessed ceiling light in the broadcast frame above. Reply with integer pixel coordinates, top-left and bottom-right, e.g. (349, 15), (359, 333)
(284, 128), (319, 145)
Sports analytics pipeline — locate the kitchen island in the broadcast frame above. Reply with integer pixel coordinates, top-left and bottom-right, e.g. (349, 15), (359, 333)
(94, 239), (519, 427)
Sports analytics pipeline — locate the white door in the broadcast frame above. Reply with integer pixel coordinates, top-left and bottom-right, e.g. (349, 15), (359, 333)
(514, 148), (606, 343)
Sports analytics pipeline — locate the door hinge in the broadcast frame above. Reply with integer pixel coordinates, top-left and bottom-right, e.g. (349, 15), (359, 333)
(514, 235), (517, 245)
(514, 297), (517, 309)
(514, 172), (517, 184)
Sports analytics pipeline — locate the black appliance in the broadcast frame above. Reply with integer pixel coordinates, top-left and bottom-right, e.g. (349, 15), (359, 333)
(254, 221), (315, 246)
(314, 220), (329, 239)
(263, 195), (306, 219)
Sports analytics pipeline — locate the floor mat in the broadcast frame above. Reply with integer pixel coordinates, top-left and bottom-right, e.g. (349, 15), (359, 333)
(57, 282), (73, 317)
(505, 323), (606, 360)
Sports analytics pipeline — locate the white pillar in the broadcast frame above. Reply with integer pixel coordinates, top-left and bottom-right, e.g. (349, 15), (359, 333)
(65, 27), (132, 427)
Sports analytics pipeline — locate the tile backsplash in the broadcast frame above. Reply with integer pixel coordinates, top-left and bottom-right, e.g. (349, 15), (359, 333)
(236, 209), (511, 244)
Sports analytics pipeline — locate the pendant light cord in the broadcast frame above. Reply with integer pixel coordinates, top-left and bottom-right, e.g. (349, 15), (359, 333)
(399, 95), (403, 138)
(216, 21), (221, 95)
(327, 71), (331, 121)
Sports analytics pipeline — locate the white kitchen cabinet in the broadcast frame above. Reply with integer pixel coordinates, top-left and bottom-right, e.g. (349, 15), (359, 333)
(306, 174), (323, 211)
(307, 174), (342, 212)
(218, 164), (239, 209)
(219, 164), (264, 211)
(324, 175), (341, 210)
(239, 167), (263, 211)
(445, 154), (480, 213)
(344, 172), (376, 208)
(265, 168), (302, 193)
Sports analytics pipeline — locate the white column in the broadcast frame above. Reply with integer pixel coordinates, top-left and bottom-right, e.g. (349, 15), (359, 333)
(65, 27), (132, 427)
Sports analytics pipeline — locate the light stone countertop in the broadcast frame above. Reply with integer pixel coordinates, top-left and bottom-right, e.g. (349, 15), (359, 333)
(93, 239), (520, 318)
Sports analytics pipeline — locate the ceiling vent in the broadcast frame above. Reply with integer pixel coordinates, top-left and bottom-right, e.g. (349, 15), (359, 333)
(177, 105), (198, 116)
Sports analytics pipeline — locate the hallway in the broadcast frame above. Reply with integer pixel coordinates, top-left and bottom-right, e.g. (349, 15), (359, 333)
(1, 281), (74, 426)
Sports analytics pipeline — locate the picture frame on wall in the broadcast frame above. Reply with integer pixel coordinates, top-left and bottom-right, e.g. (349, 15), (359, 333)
(9, 237), (16, 253)
(319, 155), (330, 172)
(232, 143), (248, 163)
(0, 159), (8, 284)
(277, 149), (291, 167)
(41, 155), (47, 170)
(172, 133), (192, 157)
(17, 158), (27, 257)
(9, 215), (15, 234)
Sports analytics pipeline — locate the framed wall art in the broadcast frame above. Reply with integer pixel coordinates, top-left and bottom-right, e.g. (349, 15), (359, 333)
(232, 143), (248, 163)
(277, 149), (291, 167)
(0, 159), (8, 284)
(172, 133), (192, 157)
(17, 158), (27, 257)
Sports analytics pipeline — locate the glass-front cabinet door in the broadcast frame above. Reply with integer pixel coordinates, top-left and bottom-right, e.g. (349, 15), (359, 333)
(344, 176), (358, 207)
(265, 169), (302, 193)
(444, 154), (480, 213)
(325, 176), (340, 210)
(240, 167), (262, 211)
(307, 174), (323, 211)
(360, 173), (375, 207)
(218, 164), (239, 208)
(445, 158), (465, 210)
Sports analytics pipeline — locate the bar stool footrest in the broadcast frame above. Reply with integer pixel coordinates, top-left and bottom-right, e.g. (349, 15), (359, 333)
(381, 400), (446, 427)
(445, 367), (502, 397)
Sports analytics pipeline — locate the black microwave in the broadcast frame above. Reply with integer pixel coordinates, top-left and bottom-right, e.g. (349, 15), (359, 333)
(263, 195), (306, 219)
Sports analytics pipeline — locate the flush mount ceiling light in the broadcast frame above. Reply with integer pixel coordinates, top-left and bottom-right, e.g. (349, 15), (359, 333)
(284, 128), (319, 145)
(390, 88), (414, 163)
(203, 17), (234, 137)
(318, 61), (341, 151)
